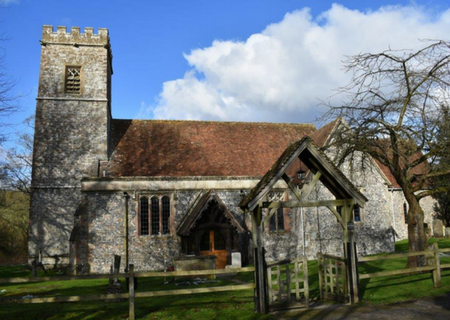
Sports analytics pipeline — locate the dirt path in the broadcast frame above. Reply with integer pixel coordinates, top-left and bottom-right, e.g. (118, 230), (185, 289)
(276, 294), (450, 319)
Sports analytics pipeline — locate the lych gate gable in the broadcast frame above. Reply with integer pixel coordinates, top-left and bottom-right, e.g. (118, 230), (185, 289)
(240, 136), (367, 217)
(240, 136), (367, 311)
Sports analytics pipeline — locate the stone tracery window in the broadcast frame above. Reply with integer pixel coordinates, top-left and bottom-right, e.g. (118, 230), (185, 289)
(269, 207), (285, 232)
(65, 66), (81, 94)
(139, 195), (171, 236)
(268, 191), (287, 232)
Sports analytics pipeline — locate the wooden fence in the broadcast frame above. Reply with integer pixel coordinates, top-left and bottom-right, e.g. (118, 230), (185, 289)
(358, 242), (450, 288)
(0, 265), (255, 320)
(266, 256), (309, 308)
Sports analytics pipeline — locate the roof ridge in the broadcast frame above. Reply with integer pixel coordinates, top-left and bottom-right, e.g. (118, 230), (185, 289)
(112, 118), (316, 127)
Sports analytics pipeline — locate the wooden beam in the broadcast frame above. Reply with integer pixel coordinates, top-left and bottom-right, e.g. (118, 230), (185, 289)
(327, 206), (345, 229)
(245, 143), (308, 211)
(300, 171), (322, 201)
(282, 173), (302, 201)
(263, 207), (278, 228)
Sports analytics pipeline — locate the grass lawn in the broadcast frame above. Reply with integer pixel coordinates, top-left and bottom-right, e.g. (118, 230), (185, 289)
(0, 267), (273, 320)
(1, 238), (450, 319)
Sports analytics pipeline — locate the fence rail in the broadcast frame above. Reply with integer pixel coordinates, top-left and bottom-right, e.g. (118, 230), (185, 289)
(0, 265), (255, 320)
(358, 242), (450, 288)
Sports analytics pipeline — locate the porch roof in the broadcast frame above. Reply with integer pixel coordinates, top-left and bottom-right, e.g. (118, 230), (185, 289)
(177, 190), (246, 236)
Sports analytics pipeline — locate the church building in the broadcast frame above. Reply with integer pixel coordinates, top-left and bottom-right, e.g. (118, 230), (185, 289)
(29, 26), (436, 274)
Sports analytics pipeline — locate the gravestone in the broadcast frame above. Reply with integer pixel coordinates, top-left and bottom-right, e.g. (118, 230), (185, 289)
(446, 228), (450, 238)
(433, 220), (444, 238)
(231, 252), (242, 268)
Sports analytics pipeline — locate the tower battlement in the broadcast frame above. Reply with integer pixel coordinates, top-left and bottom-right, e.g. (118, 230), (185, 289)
(41, 25), (109, 47)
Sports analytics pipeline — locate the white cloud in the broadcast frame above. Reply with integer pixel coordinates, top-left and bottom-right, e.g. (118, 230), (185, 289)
(150, 4), (450, 123)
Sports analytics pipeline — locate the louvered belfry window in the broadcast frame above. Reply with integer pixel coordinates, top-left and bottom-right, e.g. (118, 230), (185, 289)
(65, 66), (81, 94)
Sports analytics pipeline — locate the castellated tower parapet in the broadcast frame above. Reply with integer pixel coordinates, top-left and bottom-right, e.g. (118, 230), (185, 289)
(41, 25), (110, 47)
(38, 26), (113, 99)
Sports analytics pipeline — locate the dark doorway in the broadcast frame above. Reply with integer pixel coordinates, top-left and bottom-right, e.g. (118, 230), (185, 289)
(181, 199), (240, 268)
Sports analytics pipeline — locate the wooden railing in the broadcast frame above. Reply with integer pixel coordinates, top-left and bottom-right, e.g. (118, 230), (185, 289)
(0, 265), (255, 320)
(358, 242), (450, 288)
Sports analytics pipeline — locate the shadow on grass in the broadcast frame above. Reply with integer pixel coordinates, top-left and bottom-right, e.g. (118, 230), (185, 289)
(0, 299), (130, 320)
(1, 290), (261, 320)
(0, 273), (263, 320)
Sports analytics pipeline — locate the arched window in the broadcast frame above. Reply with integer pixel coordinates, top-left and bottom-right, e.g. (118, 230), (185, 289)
(151, 197), (160, 235)
(354, 205), (361, 222)
(140, 197), (149, 235)
(139, 194), (172, 236)
(269, 207), (285, 232)
(162, 196), (170, 235)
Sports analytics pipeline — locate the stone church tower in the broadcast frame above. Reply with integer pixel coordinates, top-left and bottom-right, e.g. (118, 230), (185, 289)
(29, 26), (112, 266)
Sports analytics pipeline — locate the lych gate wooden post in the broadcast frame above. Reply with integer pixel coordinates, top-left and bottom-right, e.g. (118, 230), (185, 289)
(252, 206), (269, 313)
(343, 205), (359, 304)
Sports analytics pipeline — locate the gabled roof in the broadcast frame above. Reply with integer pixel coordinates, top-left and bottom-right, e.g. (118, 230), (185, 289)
(177, 190), (246, 236)
(309, 118), (341, 147)
(103, 120), (315, 177)
(240, 136), (368, 212)
(371, 144), (430, 188)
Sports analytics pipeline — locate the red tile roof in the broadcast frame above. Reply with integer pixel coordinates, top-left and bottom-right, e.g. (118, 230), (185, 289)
(309, 118), (340, 147)
(104, 120), (316, 177)
(374, 151), (430, 188)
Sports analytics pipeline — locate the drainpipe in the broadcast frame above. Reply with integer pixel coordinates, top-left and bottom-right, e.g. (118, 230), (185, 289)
(301, 207), (306, 256)
(123, 192), (129, 272)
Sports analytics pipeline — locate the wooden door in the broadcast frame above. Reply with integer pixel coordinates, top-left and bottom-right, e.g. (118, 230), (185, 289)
(199, 230), (227, 269)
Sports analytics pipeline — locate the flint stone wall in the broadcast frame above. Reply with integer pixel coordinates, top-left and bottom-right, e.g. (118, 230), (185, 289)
(389, 190), (436, 241)
(83, 188), (249, 273)
(28, 188), (80, 265)
(83, 169), (397, 273)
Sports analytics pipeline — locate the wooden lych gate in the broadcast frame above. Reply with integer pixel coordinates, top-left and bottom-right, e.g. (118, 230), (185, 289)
(266, 257), (309, 309)
(318, 253), (348, 302)
(239, 136), (367, 313)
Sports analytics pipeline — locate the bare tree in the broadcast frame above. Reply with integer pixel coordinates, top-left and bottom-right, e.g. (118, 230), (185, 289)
(0, 116), (33, 193)
(431, 108), (450, 226)
(324, 40), (450, 267)
(0, 35), (20, 145)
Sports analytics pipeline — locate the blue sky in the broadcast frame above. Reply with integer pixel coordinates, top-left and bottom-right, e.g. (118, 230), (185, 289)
(2, 0), (450, 146)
